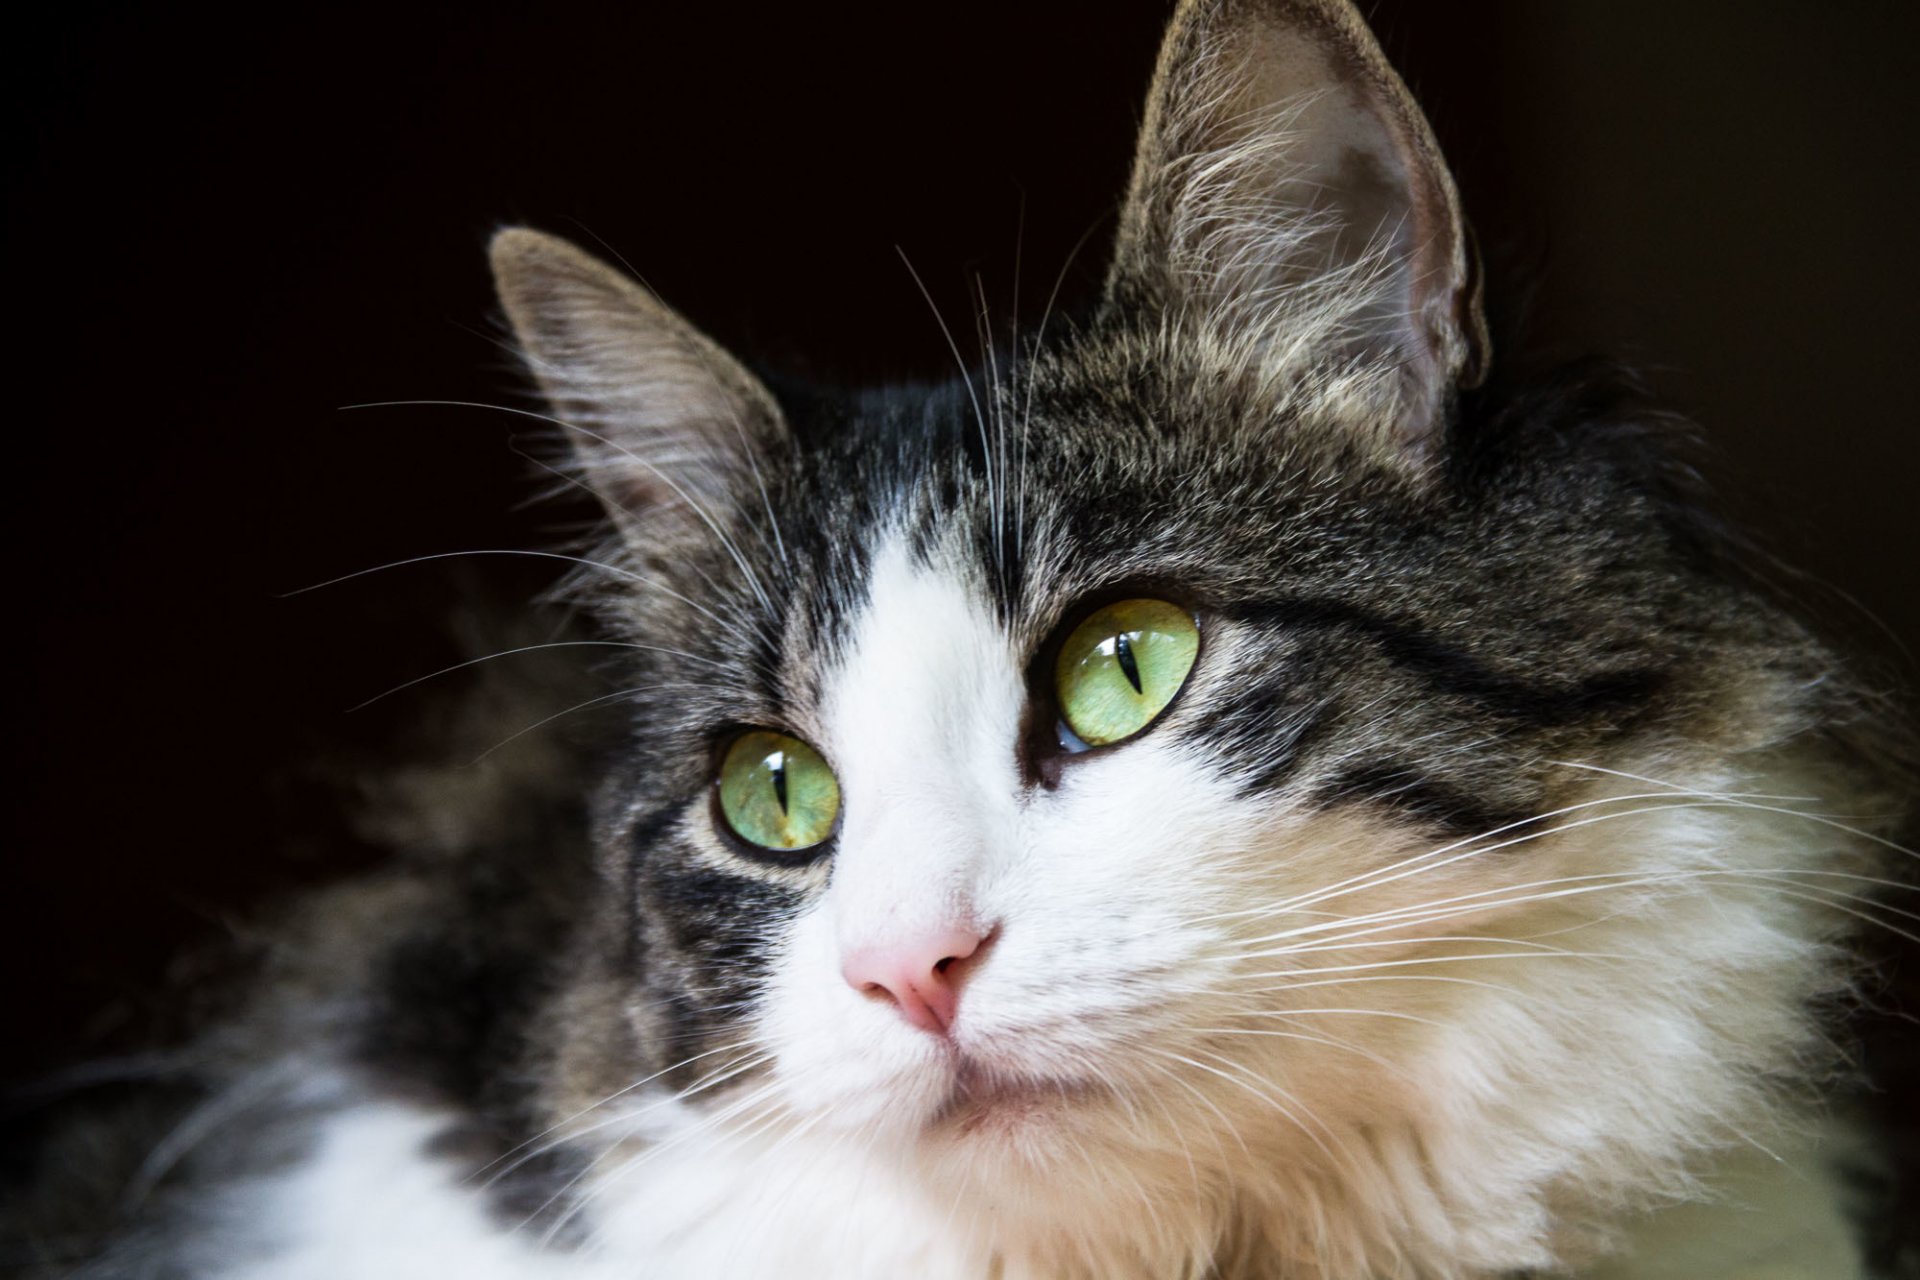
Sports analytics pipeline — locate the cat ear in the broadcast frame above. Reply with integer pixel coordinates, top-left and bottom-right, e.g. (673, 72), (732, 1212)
(1106, 0), (1489, 446)
(489, 227), (784, 525)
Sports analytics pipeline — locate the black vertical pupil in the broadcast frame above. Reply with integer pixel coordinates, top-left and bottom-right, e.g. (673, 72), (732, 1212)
(1114, 631), (1144, 694)
(771, 754), (789, 814)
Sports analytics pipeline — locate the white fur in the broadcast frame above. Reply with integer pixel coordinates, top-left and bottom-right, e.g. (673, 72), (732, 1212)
(195, 1092), (1862, 1279)
(210, 1095), (561, 1280)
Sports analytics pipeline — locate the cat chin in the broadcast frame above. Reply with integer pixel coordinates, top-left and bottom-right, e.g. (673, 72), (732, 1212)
(772, 1038), (1099, 1155)
(918, 1093), (1078, 1172)
(918, 1058), (1102, 1152)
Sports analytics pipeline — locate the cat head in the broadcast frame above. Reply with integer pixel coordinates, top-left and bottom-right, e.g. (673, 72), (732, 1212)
(489, 0), (1875, 1270)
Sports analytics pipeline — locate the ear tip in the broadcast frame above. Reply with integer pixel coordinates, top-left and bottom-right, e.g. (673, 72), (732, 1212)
(488, 226), (578, 280)
(1176, 0), (1367, 38)
(488, 226), (654, 327)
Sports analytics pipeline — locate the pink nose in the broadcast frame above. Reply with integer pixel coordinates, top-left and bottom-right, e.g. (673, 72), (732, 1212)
(841, 926), (989, 1035)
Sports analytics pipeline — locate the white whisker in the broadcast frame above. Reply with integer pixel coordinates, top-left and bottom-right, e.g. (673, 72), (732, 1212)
(341, 400), (776, 616)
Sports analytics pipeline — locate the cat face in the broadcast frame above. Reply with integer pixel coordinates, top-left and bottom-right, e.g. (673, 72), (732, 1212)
(490, 0), (1883, 1268)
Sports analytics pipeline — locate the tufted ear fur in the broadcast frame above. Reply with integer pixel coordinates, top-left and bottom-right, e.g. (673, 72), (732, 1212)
(1106, 0), (1489, 449)
(489, 227), (785, 533)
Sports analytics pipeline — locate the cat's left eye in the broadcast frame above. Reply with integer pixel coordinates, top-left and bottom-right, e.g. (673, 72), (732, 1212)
(1053, 598), (1200, 749)
(717, 730), (841, 853)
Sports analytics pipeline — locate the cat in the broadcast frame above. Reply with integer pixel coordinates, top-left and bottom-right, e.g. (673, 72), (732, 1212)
(6, 0), (1914, 1276)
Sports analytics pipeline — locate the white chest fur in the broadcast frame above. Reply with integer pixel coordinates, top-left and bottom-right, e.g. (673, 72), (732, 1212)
(201, 1086), (1863, 1280)
(205, 1093), (991, 1280)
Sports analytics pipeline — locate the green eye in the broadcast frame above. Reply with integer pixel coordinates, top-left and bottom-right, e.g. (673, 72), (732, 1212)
(717, 731), (841, 852)
(1054, 598), (1199, 748)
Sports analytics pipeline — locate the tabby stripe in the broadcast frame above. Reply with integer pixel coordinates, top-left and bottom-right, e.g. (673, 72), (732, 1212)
(1314, 763), (1533, 841)
(1230, 597), (1663, 727)
(623, 803), (686, 973)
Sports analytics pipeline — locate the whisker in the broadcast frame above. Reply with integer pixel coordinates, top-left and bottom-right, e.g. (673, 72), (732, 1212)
(895, 246), (994, 559)
(341, 400), (775, 617)
(1238, 949), (1624, 975)
(1266, 932), (1591, 959)
(1553, 760), (1918, 860)
(531, 1074), (787, 1246)
(1133, 1050), (1253, 1163)
(972, 272), (1007, 578)
(282, 548), (657, 598)
(1017, 212), (1109, 563)
(1186, 789), (1714, 933)
(121, 1063), (301, 1210)
(1254, 868), (1919, 956)
(346, 640), (727, 712)
(470, 684), (681, 762)
(1233, 797), (1819, 945)
(1245, 972), (1525, 998)
(1194, 1024), (1417, 1085)
(506, 444), (746, 633)
(472, 1039), (768, 1189)
(1166, 1045), (1345, 1167)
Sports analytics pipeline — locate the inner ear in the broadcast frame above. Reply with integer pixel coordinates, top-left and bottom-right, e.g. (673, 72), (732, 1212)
(1105, 0), (1488, 447)
(489, 227), (787, 527)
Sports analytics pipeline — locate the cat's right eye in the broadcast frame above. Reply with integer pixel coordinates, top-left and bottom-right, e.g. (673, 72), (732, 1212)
(717, 730), (841, 852)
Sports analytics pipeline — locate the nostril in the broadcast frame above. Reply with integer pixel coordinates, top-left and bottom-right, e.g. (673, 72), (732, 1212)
(841, 925), (994, 1035)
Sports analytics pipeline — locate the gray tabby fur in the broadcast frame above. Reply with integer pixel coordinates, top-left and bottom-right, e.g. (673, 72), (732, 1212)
(6, 1), (1912, 1277)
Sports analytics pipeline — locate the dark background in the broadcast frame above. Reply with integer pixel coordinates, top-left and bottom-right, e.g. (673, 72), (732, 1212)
(7, 2), (1917, 1083)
